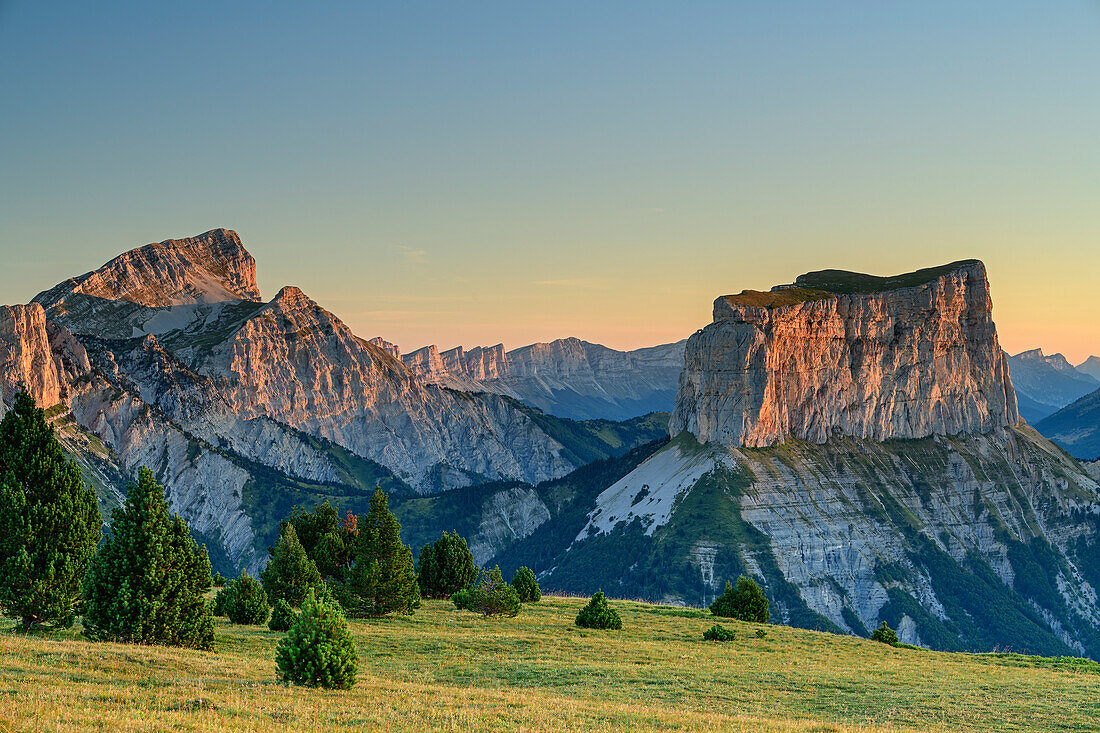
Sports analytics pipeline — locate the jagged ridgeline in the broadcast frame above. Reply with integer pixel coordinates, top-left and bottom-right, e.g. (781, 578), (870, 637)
(488, 261), (1100, 658)
(0, 229), (669, 576)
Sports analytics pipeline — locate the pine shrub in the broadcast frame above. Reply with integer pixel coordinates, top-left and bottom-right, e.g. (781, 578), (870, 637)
(871, 621), (899, 646)
(212, 572), (227, 587)
(575, 591), (622, 630)
(703, 624), (735, 641)
(0, 392), (101, 629)
(262, 524), (322, 607)
(510, 566), (541, 603)
(276, 589), (358, 689)
(337, 489), (420, 617)
(709, 576), (770, 623)
(451, 587), (474, 611)
(269, 599), (297, 632)
(213, 583), (235, 617)
(416, 532), (478, 599)
(225, 571), (270, 625)
(468, 566), (520, 618)
(82, 468), (214, 649)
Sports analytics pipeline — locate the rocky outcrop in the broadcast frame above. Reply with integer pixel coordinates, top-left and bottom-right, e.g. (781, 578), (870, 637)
(368, 337), (401, 361)
(0, 304), (89, 416)
(404, 337), (686, 421)
(671, 260), (1019, 447)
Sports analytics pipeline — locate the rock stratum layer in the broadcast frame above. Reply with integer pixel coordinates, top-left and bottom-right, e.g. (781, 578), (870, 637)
(672, 260), (1019, 447)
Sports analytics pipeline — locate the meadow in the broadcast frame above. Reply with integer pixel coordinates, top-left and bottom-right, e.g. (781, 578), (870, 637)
(0, 595), (1097, 732)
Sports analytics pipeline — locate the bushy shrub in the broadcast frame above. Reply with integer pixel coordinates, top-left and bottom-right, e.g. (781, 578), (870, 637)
(212, 572), (227, 587)
(510, 567), (541, 603)
(709, 576), (770, 623)
(703, 624), (735, 641)
(276, 589), (358, 689)
(337, 489), (420, 617)
(755, 628), (767, 639)
(262, 524), (322, 607)
(469, 567), (521, 618)
(82, 467), (213, 649)
(417, 532), (478, 599)
(871, 621), (899, 646)
(269, 599), (297, 632)
(575, 591), (621, 630)
(225, 572), (270, 625)
(213, 584), (235, 617)
(0, 392), (101, 629)
(451, 587), (474, 611)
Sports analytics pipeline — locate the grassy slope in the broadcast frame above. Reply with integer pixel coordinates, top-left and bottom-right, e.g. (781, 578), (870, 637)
(1, 597), (1098, 732)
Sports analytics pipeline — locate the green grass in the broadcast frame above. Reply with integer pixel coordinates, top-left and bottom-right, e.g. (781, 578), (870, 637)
(1, 596), (1097, 732)
(722, 261), (982, 310)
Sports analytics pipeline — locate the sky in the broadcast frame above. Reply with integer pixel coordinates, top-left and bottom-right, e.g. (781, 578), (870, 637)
(1, 1), (1098, 361)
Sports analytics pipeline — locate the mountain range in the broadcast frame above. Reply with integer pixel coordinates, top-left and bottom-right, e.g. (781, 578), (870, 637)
(1, 230), (1098, 658)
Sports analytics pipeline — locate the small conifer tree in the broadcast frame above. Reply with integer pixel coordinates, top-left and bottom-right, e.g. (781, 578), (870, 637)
(709, 576), (770, 623)
(82, 467), (214, 649)
(276, 589), (358, 689)
(338, 488), (419, 617)
(213, 583), (235, 617)
(510, 566), (541, 603)
(262, 524), (322, 607)
(212, 571), (227, 587)
(269, 598), (297, 632)
(871, 621), (899, 646)
(416, 531), (478, 599)
(575, 591), (621, 630)
(468, 566), (521, 618)
(0, 392), (102, 629)
(225, 571), (270, 625)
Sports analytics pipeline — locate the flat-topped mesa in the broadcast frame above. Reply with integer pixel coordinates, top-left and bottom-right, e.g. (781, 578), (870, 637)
(34, 228), (261, 310)
(671, 259), (1020, 447)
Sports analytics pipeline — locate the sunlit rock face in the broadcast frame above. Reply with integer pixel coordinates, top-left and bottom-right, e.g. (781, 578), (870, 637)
(0, 303), (89, 416)
(671, 260), (1019, 447)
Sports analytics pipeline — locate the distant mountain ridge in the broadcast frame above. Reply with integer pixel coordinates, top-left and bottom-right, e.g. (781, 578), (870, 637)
(1036, 386), (1100, 461)
(399, 337), (687, 421)
(1004, 348), (1098, 423)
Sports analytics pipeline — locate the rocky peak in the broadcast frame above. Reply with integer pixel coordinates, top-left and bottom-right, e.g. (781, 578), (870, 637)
(1078, 356), (1100, 381)
(673, 259), (1019, 447)
(34, 228), (261, 311)
(368, 337), (401, 361)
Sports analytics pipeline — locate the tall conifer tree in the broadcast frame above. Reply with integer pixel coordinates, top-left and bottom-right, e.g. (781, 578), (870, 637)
(338, 488), (419, 617)
(262, 524), (321, 607)
(82, 467), (215, 649)
(0, 392), (101, 629)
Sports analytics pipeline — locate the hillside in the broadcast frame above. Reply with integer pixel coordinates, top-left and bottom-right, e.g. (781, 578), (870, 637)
(1036, 387), (1100, 461)
(1, 597), (1097, 732)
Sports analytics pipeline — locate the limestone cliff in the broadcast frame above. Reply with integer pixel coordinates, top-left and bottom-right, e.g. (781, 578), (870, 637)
(0, 303), (89, 417)
(404, 337), (686, 421)
(671, 260), (1019, 447)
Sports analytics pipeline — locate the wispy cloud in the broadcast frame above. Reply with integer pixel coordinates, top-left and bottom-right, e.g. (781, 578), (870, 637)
(395, 245), (429, 264)
(531, 277), (614, 288)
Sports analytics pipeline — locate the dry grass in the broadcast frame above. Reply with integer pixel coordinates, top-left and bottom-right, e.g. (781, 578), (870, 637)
(0, 596), (1096, 732)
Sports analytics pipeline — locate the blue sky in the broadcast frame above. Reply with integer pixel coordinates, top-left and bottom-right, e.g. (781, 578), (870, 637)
(1, 1), (1098, 359)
